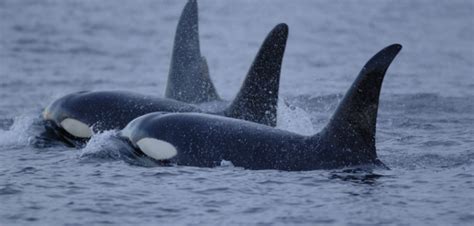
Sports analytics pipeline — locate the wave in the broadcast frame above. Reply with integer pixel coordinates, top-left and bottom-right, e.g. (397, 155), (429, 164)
(78, 131), (160, 167)
(0, 115), (38, 148)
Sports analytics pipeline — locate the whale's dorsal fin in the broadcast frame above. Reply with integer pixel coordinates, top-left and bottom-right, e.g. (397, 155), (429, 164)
(320, 44), (402, 162)
(224, 24), (289, 127)
(165, 0), (220, 103)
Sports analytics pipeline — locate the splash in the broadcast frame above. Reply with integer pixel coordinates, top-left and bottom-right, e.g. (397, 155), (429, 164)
(78, 130), (159, 167)
(220, 160), (235, 167)
(79, 130), (123, 160)
(277, 98), (315, 135)
(0, 115), (37, 148)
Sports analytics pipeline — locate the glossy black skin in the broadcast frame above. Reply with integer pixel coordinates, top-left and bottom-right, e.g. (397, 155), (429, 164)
(121, 44), (402, 170)
(42, 23), (288, 145)
(43, 90), (201, 133)
(40, 0), (289, 145)
(122, 113), (385, 170)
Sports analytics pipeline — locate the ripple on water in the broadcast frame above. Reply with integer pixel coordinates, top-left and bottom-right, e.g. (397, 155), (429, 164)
(194, 187), (231, 195)
(0, 0), (473, 225)
(0, 184), (22, 195)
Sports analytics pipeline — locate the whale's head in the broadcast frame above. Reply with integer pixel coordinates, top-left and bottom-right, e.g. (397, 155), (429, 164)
(42, 91), (100, 145)
(120, 113), (178, 160)
(42, 90), (200, 146)
(43, 91), (151, 145)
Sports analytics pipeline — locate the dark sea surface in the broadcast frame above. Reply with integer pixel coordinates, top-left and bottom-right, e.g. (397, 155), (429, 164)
(1, 0), (473, 225)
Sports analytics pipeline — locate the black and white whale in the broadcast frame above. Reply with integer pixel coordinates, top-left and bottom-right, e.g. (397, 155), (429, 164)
(43, 0), (288, 145)
(120, 44), (402, 170)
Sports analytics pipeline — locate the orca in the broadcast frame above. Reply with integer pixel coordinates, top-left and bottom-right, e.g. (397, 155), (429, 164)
(120, 44), (402, 170)
(42, 0), (288, 145)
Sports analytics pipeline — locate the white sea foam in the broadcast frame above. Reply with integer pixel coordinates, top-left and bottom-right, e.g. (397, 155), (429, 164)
(79, 130), (122, 159)
(0, 115), (36, 148)
(220, 160), (235, 167)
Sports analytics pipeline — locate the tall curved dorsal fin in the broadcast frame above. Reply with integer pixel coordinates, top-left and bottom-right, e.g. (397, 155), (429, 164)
(225, 23), (289, 127)
(165, 0), (220, 103)
(320, 44), (402, 160)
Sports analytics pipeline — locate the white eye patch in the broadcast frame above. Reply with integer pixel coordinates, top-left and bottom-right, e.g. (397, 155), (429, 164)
(136, 138), (177, 160)
(60, 118), (93, 138)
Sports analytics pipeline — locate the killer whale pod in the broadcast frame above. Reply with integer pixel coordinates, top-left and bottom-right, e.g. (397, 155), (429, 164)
(167, 0), (287, 126)
(121, 44), (402, 170)
(42, 0), (288, 146)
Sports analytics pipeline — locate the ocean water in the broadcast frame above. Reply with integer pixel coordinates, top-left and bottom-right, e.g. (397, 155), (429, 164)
(1, 0), (473, 225)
